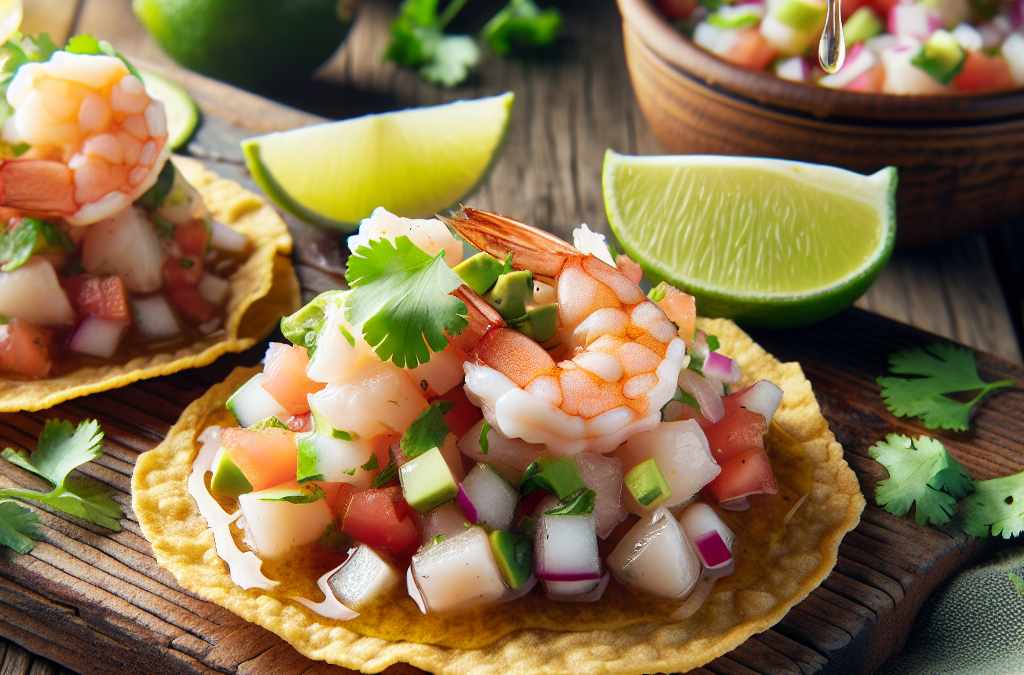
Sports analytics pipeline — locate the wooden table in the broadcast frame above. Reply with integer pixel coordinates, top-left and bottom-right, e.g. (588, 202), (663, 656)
(2, 0), (1023, 674)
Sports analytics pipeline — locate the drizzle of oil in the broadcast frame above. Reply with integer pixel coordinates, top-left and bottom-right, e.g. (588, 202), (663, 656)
(818, 0), (846, 74)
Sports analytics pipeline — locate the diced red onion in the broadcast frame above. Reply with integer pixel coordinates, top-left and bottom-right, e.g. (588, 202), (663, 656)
(694, 531), (732, 568)
(718, 496), (750, 511)
(67, 316), (127, 358)
(455, 484), (478, 524)
(733, 380), (784, 423)
(678, 368), (725, 423)
(198, 273), (230, 306)
(888, 5), (940, 40)
(702, 352), (741, 384)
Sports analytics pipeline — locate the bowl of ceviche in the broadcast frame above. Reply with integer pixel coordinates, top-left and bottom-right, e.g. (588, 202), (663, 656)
(616, 0), (1024, 246)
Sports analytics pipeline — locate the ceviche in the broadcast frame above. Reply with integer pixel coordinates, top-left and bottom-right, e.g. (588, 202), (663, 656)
(659, 0), (1024, 93)
(188, 206), (787, 618)
(0, 34), (251, 380)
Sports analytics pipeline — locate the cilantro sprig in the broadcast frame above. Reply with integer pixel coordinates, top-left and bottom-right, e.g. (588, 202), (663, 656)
(878, 343), (1014, 431)
(384, 0), (562, 87)
(961, 472), (1024, 539)
(344, 236), (468, 368)
(0, 420), (123, 553)
(869, 434), (973, 526)
(401, 401), (455, 460)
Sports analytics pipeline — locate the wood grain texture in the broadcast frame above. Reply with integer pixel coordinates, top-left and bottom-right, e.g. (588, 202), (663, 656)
(2, 0), (1022, 673)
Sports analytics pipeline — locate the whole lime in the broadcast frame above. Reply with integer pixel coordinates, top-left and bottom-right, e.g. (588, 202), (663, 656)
(132, 0), (357, 89)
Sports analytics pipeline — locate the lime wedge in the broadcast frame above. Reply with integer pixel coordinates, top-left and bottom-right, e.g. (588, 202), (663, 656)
(140, 70), (200, 151)
(241, 92), (514, 232)
(603, 151), (896, 327)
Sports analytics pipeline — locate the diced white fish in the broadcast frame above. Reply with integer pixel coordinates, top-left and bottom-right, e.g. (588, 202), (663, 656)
(0, 259), (75, 325)
(606, 506), (701, 600)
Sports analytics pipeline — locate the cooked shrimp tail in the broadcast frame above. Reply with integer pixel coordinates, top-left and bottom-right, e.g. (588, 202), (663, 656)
(437, 206), (575, 284)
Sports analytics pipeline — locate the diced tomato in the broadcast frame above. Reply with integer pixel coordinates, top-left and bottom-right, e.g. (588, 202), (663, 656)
(705, 407), (767, 464)
(341, 488), (420, 557)
(261, 343), (324, 415)
(953, 51), (1015, 93)
(173, 220), (211, 258)
(329, 483), (358, 518)
(0, 319), (52, 378)
(725, 30), (778, 71)
(63, 275), (130, 323)
(435, 385), (484, 439)
(705, 447), (779, 506)
(163, 254), (204, 288)
(656, 284), (696, 346)
(656, 0), (699, 19)
(847, 64), (885, 93)
(223, 427), (298, 491)
(286, 413), (313, 433)
(166, 286), (217, 324)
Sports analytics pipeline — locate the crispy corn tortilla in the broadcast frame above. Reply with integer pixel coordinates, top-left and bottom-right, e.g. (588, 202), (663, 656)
(0, 156), (301, 412)
(133, 318), (864, 675)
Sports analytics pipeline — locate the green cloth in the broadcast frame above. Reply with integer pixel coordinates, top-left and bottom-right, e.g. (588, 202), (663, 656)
(876, 547), (1024, 675)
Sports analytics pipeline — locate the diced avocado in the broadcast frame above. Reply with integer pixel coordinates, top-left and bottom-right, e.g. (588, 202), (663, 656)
(486, 270), (534, 322)
(911, 29), (966, 84)
(399, 447), (459, 513)
(773, 0), (827, 30)
(209, 447), (253, 498)
(225, 373), (288, 428)
(624, 458), (673, 509)
(279, 289), (345, 352)
(296, 435), (326, 483)
(842, 7), (882, 48)
(453, 252), (505, 295)
(309, 399), (355, 440)
(516, 303), (559, 343)
(488, 530), (533, 589)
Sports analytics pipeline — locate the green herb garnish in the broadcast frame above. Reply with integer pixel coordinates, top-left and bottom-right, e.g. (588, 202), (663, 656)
(878, 343), (1014, 431)
(0, 420), (123, 553)
(869, 434), (972, 526)
(961, 471), (1024, 539)
(543, 489), (596, 516)
(345, 236), (468, 368)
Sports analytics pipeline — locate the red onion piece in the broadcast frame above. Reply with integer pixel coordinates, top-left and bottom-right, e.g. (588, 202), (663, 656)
(703, 352), (742, 384)
(456, 484), (478, 524)
(678, 369), (725, 423)
(694, 531), (732, 568)
(67, 316), (127, 359)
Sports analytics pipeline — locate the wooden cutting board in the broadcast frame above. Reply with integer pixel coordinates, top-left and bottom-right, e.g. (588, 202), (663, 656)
(1, 61), (1022, 675)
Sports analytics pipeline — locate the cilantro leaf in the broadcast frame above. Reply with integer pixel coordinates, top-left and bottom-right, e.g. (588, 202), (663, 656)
(482, 0), (563, 56)
(372, 446), (399, 488)
(401, 401), (455, 460)
(383, 0), (480, 87)
(868, 434), (972, 526)
(345, 236), (468, 368)
(0, 218), (73, 272)
(361, 454), (379, 471)
(878, 343), (1014, 431)
(2, 419), (104, 487)
(543, 489), (596, 516)
(0, 501), (42, 554)
(0, 419), (123, 542)
(961, 470), (1024, 539)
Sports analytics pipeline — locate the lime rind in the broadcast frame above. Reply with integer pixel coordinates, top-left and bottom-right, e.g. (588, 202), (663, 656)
(140, 70), (200, 151)
(241, 92), (514, 233)
(603, 151), (897, 327)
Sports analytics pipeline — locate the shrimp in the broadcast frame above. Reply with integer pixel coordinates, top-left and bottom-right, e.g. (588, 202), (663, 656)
(0, 51), (169, 225)
(437, 207), (687, 456)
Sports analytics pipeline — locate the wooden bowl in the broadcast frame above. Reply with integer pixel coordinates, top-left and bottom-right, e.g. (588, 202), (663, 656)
(617, 0), (1024, 246)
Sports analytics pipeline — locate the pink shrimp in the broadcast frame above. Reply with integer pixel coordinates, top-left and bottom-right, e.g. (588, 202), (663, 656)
(0, 50), (169, 225)
(437, 207), (686, 456)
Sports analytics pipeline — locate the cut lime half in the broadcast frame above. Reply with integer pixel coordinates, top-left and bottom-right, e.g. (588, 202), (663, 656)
(241, 92), (515, 232)
(140, 70), (200, 151)
(603, 151), (896, 327)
